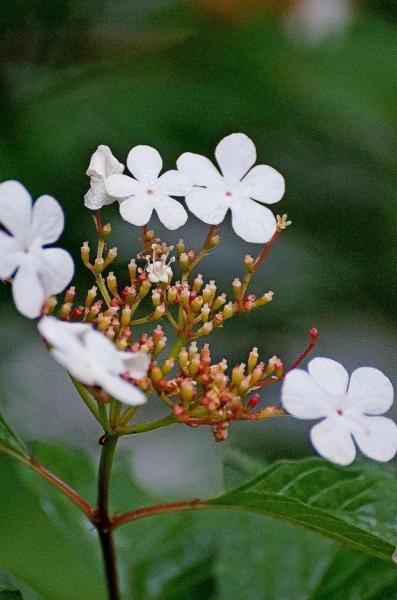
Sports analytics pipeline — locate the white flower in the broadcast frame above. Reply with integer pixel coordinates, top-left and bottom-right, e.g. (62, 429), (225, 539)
(0, 181), (74, 319)
(281, 357), (397, 466)
(177, 133), (285, 244)
(146, 246), (175, 283)
(84, 145), (124, 210)
(38, 316), (150, 406)
(105, 145), (192, 229)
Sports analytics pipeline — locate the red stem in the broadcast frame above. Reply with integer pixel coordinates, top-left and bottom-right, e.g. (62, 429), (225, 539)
(286, 328), (319, 373)
(29, 459), (94, 519)
(95, 210), (103, 236)
(112, 499), (205, 529)
(254, 228), (282, 272)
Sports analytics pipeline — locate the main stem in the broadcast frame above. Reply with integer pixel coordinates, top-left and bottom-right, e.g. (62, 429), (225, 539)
(96, 439), (120, 600)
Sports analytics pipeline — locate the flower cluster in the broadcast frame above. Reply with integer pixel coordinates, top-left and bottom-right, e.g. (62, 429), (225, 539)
(0, 132), (395, 467)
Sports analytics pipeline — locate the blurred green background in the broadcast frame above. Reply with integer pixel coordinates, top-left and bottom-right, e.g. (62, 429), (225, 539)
(0, 0), (397, 597)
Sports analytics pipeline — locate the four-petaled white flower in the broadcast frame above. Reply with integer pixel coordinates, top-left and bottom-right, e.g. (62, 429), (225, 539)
(105, 145), (192, 230)
(146, 246), (175, 283)
(282, 357), (397, 466)
(38, 316), (150, 406)
(177, 133), (285, 243)
(0, 181), (74, 319)
(84, 145), (124, 210)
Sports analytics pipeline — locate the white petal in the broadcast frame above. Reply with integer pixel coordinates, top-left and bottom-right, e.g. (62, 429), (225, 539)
(127, 145), (162, 183)
(282, 369), (332, 419)
(176, 152), (222, 186)
(153, 194), (188, 230)
(308, 357), (349, 396)
(240, 165), (285, 204)
(51, 347), (96, 386)
(86, 145), (124, 179)
(120, 351), (150, 379)
(12, 255), (45, 318)
(231, 199), (276, 243)
(119, 195), (154, 226)
(215, 133), (256, 183)
(105, 174), (142, 198)
(345, 367), (394, 415)
(0, 180), (32, 242)
(84, 181), (115, 210)
(98, 373), (147, 406)
(84, 330), (124, 374)
(310, 416), (356, 466)
(156, 170), (192, 196)
(38, 316), (90, 347)
(0, 231), (22, 278)
(185, 188), (229, 225)
(350, 415), (397, 462)
(30, 195), (64, 245)
(38, 248), (74, 296)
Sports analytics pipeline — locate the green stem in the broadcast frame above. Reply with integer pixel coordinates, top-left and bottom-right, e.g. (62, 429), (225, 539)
(95, 274), (111, 308)
(164, 336), (188, 363)
(116, 414), (177, 436)
(96, 439), (120, 600)
(71, 378), (106, 428)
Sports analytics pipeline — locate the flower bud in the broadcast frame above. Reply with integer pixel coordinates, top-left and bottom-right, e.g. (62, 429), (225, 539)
(205, 234), (220, 250)
(181, 379), (195, 404)
(189, 355), (201, 377)
(65, 286), (76, 303)
(153, 304), (166, 319)
(162, 358), (175, 375)
(201, 304), (211, 322)
(85, 286), (97, 309)
(192, 274), (203, 293)
(212, 293), (226, 311)
(248, 347), (259, 372)
(150, 364), (163, 384)
(179, 252), (189, 269)
(254, 291), (274, 308)
(197, 321), (213, 336)
(103, 247), (118, 268)
(232, 364), (245, 386)
(191, 296), (203, 312)
(81, 242), (91, 267)
(232, 278), (242, 299)
(58, 302), (72, 320)
(202, 281), (216, 304)
(251, 362), (265, 384)
(238, 375), (251, 395)
(181, 287), (190, 308)
(176, 239), (185, 256)
(179, 348), (189, 370)
(152, 289), (162, 307)
(138, 278), (151, 299)
(244, 254), (255, 272)
(188, 341), (198, 360)
(107, 272), (119, 298)
(98, 315), (112, 332)
(121, 306), (132, 328)
(167, 286), (177, 303)
(128, 259), (137, 284)
(247, 394), (260, 409)
(222, 301), (235, 320)
(100, 223), (112, 241)
(94, 256), (105, 273)
(213, 313), (223, 328)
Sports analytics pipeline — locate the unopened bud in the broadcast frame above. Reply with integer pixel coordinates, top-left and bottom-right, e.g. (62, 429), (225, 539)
(100, 223), (112, 241)
(103, 247), (118, 268)
(275, 359), (284, 379)
(192, 274), (203, 293)
(152, 289), (162, 307)
(167, 286), (177, 303)
(162, 358), (175, 375)
(244, 254), (255, 273)
(232, 364), (245, 386)
(179, 253), (189, 269)
(232, 278), (242, 299)
(58, 302), (72, 320)
(121, 306), (132, 328)
(97, 315), (112, 332)
(138, 279), (151, 299)
(213, 312), (223, 327)
(65, 286), (76, 303)
(248, 347), (259, 372)
(205, 234), (220, 250)
(197, 321), (213, 336)
(191, 296), (203, 312)
(181, 379), (195, 404)
(128, 259), (137, 284)
(202, 281), (216, 304)
(81, 242), (91, 267)
(222, 301), (235, 320)
(176, 239), (185, 256)
(251, 362), (265, 384)
(107, 272), (119, 298)
(179, 348), (189, 370)
(212, 293), (226, 311)
(85, 286), (97, 309)
(238, 375), (251, 395)
(181, 287), (190, 307)
(153, 304), (166, 319)
(247, 394), (260, 409)
(150, 365), (163, 384)
(94, 256), (104, 273)
(201, 304), (211, 322)
(254, 291), (274, 308)
(189, 355), (201, 377)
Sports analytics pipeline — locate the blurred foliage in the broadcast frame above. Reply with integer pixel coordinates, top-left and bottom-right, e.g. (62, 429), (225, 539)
(0, 3), (397, 597)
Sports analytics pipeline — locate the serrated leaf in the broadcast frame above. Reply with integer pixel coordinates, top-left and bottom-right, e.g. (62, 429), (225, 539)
(208, 458), (397, 561)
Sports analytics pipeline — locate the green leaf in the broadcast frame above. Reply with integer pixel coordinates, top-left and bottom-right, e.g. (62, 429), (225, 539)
(0, 409), (28, 458)
(209, 457), (397, 561)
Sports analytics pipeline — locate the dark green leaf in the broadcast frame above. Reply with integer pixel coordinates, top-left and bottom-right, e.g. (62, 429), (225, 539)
(209, 458), (397, 561)
(0, 410), (28, 458)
